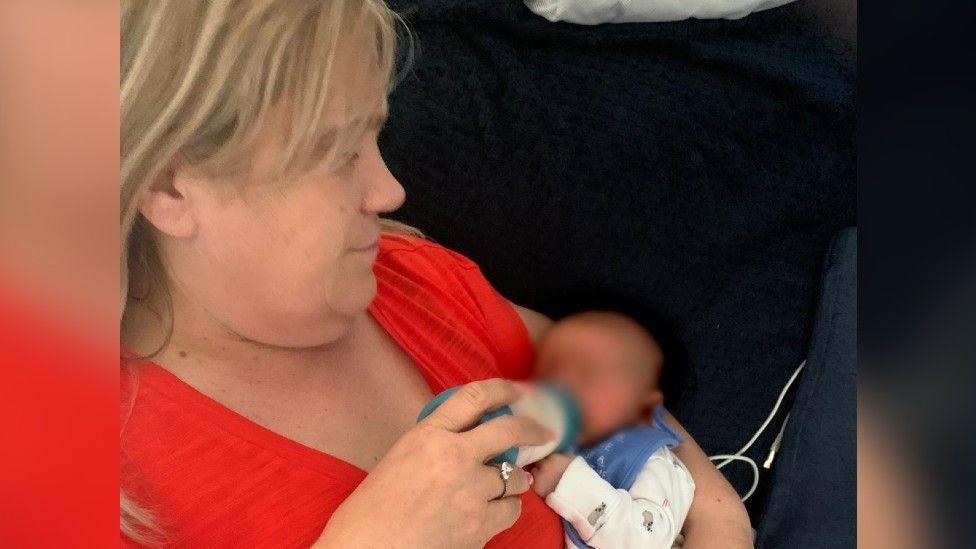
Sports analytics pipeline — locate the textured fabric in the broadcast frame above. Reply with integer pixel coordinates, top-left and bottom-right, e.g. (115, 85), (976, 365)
(755, 227), (856, 548)
(381, 0), (855, 525)
(120, 234), (563, 548)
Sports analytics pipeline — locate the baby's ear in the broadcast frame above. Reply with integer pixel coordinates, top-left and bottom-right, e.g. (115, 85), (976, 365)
(644, 389), (664, 409)
(638, 389), (664, 424)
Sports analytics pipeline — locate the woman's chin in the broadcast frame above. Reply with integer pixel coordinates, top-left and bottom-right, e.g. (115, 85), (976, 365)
(306, 276), (378, 333)
(335, 273), (377, 314)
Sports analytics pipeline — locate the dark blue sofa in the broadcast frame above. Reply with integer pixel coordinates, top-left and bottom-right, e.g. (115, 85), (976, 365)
(380, 1), (856, 546)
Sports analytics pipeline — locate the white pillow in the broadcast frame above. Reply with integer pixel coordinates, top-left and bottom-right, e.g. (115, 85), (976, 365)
(524, 0), (796, 25)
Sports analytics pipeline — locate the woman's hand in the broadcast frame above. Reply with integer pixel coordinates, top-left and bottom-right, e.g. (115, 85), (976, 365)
(314, 379), (555, 549)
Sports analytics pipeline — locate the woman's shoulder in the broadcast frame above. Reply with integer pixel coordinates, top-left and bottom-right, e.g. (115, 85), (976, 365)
(376, 232), (481, 272)
(372, 232), (535, 381)
(374, 233), (494, 301)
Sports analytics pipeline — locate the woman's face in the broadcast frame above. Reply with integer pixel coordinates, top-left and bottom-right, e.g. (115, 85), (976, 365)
(147, 94), (405, 348)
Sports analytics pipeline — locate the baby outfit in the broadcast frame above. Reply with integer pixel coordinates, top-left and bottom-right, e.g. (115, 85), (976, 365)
(547, 406), (695, 549)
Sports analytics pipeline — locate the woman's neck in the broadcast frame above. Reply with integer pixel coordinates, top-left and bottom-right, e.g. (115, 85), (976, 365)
(122, 284), (364, 385)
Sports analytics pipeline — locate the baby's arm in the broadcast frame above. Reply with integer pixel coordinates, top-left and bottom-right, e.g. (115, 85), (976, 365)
(543, 447), (695, 548)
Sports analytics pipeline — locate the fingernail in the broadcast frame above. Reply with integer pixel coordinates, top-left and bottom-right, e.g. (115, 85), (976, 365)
(549, 430), (559, 441)
(526, 471), (534, 485)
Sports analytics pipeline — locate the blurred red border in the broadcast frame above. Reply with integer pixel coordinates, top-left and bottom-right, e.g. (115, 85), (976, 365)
(0, 279), (117, 547)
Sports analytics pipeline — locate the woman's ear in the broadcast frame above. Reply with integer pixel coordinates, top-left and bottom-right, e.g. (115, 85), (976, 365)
(138, 167), (197, 238)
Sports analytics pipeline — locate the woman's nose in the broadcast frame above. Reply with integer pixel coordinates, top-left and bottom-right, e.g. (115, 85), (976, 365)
(362, 150), (405, 214)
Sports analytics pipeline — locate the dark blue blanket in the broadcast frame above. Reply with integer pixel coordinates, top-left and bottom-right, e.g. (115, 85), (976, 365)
(380, 1), (855, 543)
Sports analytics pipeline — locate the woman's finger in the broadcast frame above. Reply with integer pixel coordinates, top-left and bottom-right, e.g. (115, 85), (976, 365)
(465, 414), (555, 462)
(484, 496), (522, 538)
(480, 463), (532, 501)
(420, 378), (521, 433)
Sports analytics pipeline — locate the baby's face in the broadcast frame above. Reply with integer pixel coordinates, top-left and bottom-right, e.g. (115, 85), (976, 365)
(536, 314), (663, 445)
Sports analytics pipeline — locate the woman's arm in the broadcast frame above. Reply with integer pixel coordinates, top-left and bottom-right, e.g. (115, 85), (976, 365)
(511, 303), (754, 548)
(662, 410), (754, 548)
(512, 303), (553, 344)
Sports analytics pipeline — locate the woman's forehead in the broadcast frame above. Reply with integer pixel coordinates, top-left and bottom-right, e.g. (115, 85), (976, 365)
(323, 35), (391, 120)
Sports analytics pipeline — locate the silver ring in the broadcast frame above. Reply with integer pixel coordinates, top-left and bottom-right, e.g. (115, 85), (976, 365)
(495, 461), (514, 499)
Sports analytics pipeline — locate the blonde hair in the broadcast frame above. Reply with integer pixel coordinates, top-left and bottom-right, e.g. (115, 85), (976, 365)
(121, 0), (413, 541)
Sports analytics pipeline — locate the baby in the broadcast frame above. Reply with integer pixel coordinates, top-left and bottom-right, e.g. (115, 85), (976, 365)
(531, 311), (695, 549)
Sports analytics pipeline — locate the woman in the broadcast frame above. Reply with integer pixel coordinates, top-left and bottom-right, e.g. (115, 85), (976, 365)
(120, 1), (752, 547)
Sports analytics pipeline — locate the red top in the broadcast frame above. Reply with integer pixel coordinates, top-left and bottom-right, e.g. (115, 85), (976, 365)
(121, 234), (564, 548)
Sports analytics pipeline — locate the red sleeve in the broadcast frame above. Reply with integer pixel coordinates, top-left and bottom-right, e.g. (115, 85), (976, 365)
(372, 233), (535, 381)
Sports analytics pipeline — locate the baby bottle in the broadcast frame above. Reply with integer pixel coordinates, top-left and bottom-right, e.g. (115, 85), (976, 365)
(417, 383), (581, 467)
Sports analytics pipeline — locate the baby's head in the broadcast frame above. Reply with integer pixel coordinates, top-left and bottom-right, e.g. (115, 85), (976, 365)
(536, 311), (664, 446)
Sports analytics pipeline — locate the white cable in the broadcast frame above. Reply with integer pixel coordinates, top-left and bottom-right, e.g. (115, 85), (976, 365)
(763, 412), (791, 469)
(708, 360), (806, 502)
(714, 360), (806, 470)
(708, 454), (760, 502)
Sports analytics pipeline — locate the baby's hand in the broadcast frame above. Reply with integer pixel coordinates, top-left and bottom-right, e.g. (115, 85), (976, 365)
(531, 452), (575, 498)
